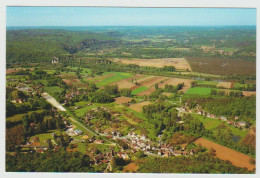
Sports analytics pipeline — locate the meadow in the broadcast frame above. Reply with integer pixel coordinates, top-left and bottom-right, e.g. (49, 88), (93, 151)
(186, 87), (211, 95)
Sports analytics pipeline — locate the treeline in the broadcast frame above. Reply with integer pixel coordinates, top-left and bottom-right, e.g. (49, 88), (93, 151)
(182, 95), (256, 123)
(6, 150), (93, 172)
(22, 110), (65, 138)
(137, 154), (253, 173)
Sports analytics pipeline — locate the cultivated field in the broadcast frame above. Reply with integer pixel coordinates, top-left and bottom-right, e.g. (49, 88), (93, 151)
(194, 138), (255, 171)
(158, 77), (192, 93)
(110, 79), (136, 89)
(129, 101), (151, 112)
(114, 58), (192, 71)
(242, 91), (256, 97)
(217, 82), (232, 89)
(114, 97), (132, 104)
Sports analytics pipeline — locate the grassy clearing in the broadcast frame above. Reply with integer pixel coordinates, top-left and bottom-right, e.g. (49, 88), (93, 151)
(193, 114), (247, 138)
(95, 72), (133, 87)
(131, 86), (149, 95)
(44, 86), (63, 96)
(29, 130), (62, 145)
(186, 87), (211, 95)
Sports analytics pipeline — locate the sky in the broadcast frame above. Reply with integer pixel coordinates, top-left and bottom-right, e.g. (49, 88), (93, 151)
(6, 7), (256, 26)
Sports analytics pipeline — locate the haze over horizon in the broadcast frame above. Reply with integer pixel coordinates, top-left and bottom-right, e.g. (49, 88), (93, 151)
(7, 7), (256, 26)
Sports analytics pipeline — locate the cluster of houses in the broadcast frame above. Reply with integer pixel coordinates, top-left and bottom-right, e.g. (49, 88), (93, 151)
(179, 104), (247, 128)
(124, 132), (195, 157)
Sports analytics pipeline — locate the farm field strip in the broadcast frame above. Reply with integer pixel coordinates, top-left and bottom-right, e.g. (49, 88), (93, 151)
(194, 138), (255, 170)
(95, 72), (134, 87)
(132, 86), (149, 95)
(109, 79), (136, 89)
(145, 77), (168, 88)
(135, 76), (156, 84)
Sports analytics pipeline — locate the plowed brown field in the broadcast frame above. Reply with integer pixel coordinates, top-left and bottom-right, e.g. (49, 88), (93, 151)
(194, 138), (255, 170)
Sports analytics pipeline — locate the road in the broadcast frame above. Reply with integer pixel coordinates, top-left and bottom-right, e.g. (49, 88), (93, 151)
(42, 92), (66, 111)
(42, 92), (115, 145)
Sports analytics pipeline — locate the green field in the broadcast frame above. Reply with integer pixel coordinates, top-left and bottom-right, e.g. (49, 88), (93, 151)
(95, 72), (133, 87)
(29, 130), (62, 146)
(193, 114), (247, 138)
(131, 86), (149, 95)
(197, 80), (218, 87)
(234, 83), (247, 88)
(186, 87), (211, 95)
(44, 86), (63, 95)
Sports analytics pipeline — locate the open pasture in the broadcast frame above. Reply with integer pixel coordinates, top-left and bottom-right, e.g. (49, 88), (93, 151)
(115, 58), (192, 71)
(186, 57), (256, 75)
(129, 101), (151, 112)
(194, 138), (255, 171)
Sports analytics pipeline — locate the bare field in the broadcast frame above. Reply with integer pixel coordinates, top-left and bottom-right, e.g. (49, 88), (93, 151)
(194, 138), (255, 171)
(242, 91), (256, 97)
(129, 101), (151, 112)
(114, 58), (192, 71)
(110, 79), (136, 89)
(142, 76), (168, 87)
(217, 82), (232, 89)
(159, 77), (192, 93)
(114, 97), (132, 104)
(135, 76), (156, 84)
